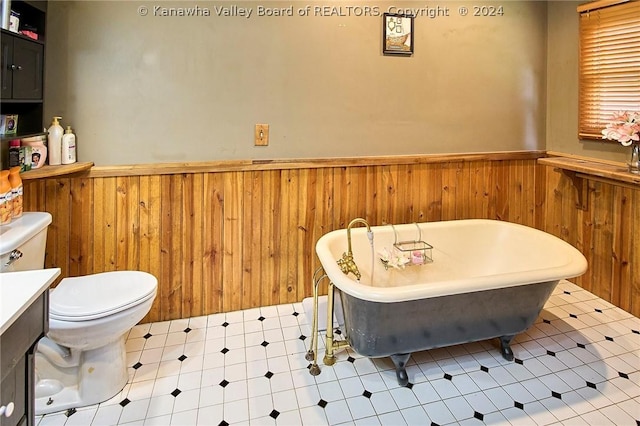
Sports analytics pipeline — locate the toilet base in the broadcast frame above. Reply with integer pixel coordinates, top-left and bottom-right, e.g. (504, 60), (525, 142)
(35, 335), (129, 415)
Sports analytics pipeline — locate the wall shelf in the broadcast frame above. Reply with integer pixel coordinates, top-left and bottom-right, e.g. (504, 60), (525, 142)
(538, 155), (640, 211)
(20, 162), (93, 180)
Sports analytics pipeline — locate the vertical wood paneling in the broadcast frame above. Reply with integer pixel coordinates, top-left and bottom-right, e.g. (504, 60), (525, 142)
(631, 190), (640, 315)
(22, 157), (639, 320)
(139, 175), (162, 323)
(262, 170), (280, 308)
(222, 172), (243, 312)
(246, 171), (262, 309)
(203, 173), (224, 314)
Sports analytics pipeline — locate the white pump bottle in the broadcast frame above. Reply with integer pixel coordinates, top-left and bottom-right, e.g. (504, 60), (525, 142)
(61, 126), (76, 164)
(47, 116), (64, 166)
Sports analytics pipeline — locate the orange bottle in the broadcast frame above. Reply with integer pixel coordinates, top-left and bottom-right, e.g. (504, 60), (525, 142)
(0, 170), (13, 225)
(8, 166), (23, 218)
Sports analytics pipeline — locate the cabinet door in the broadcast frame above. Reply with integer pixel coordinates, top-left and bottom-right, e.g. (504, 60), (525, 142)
(11, 38), (43, 100)
(0, 36), (13, 99)
(0, 356), (27, 426)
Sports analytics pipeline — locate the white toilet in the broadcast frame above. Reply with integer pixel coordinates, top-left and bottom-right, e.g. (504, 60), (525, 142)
(0, 212), (157, 415)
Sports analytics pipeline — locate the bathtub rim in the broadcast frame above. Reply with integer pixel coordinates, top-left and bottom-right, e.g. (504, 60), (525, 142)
(316, 219), (588, 303)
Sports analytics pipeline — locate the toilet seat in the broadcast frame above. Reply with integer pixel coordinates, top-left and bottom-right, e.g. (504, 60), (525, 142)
(49, 271), (157, 321)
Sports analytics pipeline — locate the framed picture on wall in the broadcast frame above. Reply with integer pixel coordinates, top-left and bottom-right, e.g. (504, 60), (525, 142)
(383, 13), (414, 56)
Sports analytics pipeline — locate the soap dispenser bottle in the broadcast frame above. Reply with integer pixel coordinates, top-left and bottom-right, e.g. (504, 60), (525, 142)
(61, 126), (77, 164)
(47, 116), (64, 165)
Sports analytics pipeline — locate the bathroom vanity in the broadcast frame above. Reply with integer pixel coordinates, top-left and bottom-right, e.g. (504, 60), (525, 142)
(1, 268), (59, 426)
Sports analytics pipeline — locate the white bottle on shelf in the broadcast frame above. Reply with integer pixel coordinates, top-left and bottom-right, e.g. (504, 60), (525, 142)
(61, 126), (76, 164)
(47, 116), (64, 166)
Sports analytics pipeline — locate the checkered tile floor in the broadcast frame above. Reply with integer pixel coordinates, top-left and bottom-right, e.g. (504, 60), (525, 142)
(36, 280), (639, 425)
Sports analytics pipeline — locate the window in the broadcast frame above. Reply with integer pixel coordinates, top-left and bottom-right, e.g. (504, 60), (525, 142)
(578, 0), (640, 139)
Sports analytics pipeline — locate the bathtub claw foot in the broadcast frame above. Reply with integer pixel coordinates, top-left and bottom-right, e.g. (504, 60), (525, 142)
(309, 363), (321, 376)
(390, 353), (411, 387)
(305, 350), (315, 362)
(499, 335), (515, 361)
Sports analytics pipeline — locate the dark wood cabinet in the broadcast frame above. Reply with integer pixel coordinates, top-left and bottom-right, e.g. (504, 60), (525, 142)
(1, 0), (47, 168)
(1, 34), (43, 100)
(0, 292), (47, 426)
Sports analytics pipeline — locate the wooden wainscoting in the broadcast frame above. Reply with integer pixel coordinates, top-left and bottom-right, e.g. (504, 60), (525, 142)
(21, 152), (640, 320)
(537, 163), (640, 317)
(23, 153), (549, 323)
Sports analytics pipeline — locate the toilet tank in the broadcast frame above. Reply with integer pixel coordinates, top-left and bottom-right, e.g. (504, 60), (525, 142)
(0, 212), (52, 272)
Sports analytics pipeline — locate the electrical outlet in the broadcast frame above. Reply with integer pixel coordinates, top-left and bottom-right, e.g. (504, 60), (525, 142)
(255, 124), (269, 146)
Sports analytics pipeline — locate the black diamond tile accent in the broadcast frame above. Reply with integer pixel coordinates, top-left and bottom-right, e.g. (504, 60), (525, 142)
(570, 313), (578, 319)
(119, 398), (130, 407)
(564, 290), (571, 295)
(171, 388), (182, 397)
(605, 336), (614, 342)
(132, 362), (143, 370)
(577, 343), (586, 349)
(430, 423), (440, 426)
(543, 319), (551, 324)
(514, 401), (524, 410)
(347, 356), (355, 363)
(143, 333), (152, 339)
(619, 372), (630, 379)
(222, 321), (229, 327)
(480, 365), (489, 373)
(405, 382), (414, 389)
(547, 350), (556, 357)
(269, 410), (280, 419)
(258, 316), (266, 322)
(587, 381), (597, 389)
(261, 341), (270, 347)
(515, 358), (524, 365)
(221, 347), (229, 354)
(292, 311), (299, 317)
(474, 411), (484, 421)
(552, 391), (562, 399)
(318, 399), (328, 408)
(65, 408), (77, 417)
(178, 354), (187, 362)
(184, 327), (192, 333)
(444, 373), (453, 380)
(265, 371), (274, 379)
(219, 379), (229, 388)
(299, 335), (307, 341)
(218, 422), (229, 426)
(363, 390), (372, 398)
(632, 329), (639, 335)
(595, 308), (602, 313)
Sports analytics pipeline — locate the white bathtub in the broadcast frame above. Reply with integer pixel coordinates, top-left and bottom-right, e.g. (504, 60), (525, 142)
(315, 219), (588, 385)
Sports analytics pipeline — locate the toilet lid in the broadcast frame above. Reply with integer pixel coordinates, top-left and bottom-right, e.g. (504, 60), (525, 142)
(49, 271), (157, 321)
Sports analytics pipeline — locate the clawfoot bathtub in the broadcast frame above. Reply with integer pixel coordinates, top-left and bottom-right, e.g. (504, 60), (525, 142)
(311, 219), (587, 385)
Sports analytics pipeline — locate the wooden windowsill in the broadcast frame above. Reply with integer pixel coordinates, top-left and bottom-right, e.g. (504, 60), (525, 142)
(20, 162), (94, 180)
(538, 153), (639, 211)
(538, 156), (640, 187)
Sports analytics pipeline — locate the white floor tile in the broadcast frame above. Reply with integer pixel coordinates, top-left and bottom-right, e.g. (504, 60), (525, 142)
(369, 390), (397, 415)
(422, 400), (456, 425)
(248, 394), (273, 420)
(119, 399), (150, 424)
(324, 399), (353, 425)
(389, 386), (420, 410)
(377, 410), (406, 425)
(345, 396), (376, 420)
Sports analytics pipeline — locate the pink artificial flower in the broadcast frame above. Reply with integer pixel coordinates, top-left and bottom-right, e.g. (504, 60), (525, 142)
(601, 110), (640, 147)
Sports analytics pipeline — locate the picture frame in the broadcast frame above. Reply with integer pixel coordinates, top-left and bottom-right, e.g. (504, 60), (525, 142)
(383, 13), (414, 56)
